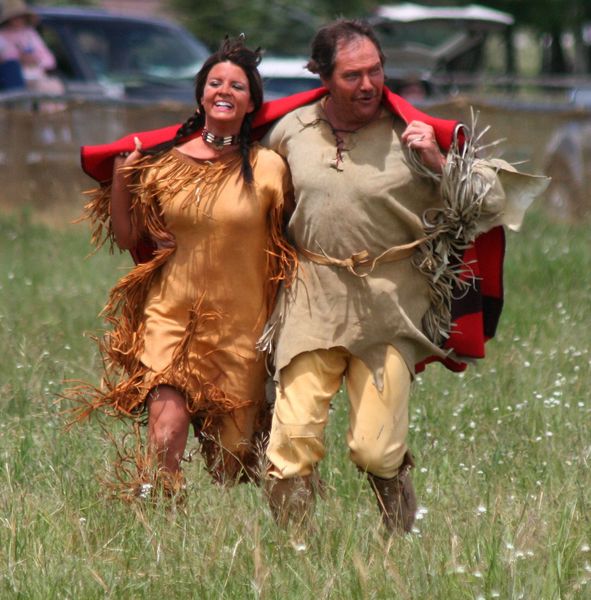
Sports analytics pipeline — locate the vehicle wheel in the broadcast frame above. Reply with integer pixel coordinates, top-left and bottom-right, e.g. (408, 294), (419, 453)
(544, 160), (583, 222)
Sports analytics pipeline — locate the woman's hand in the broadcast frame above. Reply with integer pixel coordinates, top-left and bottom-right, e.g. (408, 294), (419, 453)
(124, 137), (144, 166)
(401, 121), (446, 174)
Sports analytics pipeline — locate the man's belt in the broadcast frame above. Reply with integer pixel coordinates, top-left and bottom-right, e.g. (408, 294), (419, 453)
(299, 237), (428, 277)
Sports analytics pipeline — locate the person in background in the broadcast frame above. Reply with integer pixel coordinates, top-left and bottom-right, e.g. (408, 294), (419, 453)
(397, 76), (427, 102)
(0, 0), (59, 93)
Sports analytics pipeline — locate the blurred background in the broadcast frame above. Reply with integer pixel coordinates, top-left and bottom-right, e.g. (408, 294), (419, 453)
(2, 0), (591, 223)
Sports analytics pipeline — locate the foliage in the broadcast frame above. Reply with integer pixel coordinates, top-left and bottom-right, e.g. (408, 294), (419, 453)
(169, 0), (381, 54)
(468, 0), (590, 32)
(470, 0), (591, 72)
(168, 0), (591, 72)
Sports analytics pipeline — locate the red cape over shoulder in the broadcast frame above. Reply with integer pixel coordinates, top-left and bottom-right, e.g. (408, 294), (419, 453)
(81, 87), (461, 182)
(80, 86), (505, 373)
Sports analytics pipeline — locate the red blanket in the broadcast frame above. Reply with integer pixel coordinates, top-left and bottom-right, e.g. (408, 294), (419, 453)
(81, 86), (505, 372)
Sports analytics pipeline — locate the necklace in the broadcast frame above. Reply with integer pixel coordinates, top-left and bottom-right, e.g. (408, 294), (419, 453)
(321, 97), (365, 169)
(201, 128), (240, 149)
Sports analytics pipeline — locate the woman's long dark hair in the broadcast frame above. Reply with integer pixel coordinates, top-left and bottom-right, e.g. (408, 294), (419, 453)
(143, 37), (263, 184)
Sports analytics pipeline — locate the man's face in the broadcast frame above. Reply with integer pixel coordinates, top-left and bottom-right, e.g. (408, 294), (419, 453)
(322, 36), (384, 128)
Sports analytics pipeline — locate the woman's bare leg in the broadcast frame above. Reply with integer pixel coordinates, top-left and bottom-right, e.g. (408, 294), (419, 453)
(147, 385), (191, 475)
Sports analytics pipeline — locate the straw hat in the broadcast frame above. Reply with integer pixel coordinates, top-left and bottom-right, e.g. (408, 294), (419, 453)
(0, 0), (38, 27)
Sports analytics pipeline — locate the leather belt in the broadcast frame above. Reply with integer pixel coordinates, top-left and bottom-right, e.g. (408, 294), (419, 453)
(299, 237), (427, 277)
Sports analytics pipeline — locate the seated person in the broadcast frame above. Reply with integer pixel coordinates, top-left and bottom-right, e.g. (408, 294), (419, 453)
(0, 0), (61, 93)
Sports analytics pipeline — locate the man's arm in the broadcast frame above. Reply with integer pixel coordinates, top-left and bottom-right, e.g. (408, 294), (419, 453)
(259, 117), (289, 157)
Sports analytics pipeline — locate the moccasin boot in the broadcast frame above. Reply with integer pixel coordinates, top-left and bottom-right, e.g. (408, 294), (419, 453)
(367, 450), (417, 534)
(265, 475), (315, 532)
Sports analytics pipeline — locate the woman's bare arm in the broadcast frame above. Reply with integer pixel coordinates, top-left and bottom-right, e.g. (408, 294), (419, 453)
(110, 138), (142, 250)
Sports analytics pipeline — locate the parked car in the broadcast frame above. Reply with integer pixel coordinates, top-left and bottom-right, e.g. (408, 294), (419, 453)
(31, 6), (210, 104)
(258, 56), (320, 99)
(2, 7), (320, 104)
(369, 2), (515, 98)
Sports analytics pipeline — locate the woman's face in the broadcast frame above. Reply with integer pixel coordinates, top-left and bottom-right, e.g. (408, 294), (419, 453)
(5, 16), (29, 30)
(200, 61), (254, 134)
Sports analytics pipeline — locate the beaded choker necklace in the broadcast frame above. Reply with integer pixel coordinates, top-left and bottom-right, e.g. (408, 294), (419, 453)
(202, 128), (240, 149)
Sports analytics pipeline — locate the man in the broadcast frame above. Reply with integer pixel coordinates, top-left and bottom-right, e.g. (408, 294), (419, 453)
(259, 19), (545, 535)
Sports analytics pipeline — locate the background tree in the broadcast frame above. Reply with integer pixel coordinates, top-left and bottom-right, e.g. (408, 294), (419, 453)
(167, 0), (591, 74)
(169, 0), (382, 54)
(32, 0), (591, 73)
(463, 0), (591, 73)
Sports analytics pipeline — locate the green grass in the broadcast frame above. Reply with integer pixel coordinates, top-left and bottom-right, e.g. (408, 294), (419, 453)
(0, 208), (589, 599)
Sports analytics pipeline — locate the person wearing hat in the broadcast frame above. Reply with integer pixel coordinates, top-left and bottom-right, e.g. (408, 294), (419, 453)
(0, 0), (56, 91)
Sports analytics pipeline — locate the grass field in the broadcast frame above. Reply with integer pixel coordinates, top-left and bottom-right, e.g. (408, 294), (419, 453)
(0, 207), (589, 599)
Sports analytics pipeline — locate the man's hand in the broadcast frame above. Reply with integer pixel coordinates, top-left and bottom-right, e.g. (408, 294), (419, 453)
(401, 121), (446, 174)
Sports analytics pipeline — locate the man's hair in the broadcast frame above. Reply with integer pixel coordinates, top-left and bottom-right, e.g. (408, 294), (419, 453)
(306, 19), (385, 80)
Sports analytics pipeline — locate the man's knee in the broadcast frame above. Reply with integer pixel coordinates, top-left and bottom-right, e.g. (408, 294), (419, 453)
(267, 420), (326, 478)
(349, 440), (406, 478)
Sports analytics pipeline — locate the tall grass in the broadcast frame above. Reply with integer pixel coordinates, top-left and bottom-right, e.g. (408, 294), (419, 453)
(0, 208), (589, 599)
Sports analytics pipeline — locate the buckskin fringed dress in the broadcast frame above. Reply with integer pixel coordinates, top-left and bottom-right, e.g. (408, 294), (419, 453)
(80, 143), (295, 481)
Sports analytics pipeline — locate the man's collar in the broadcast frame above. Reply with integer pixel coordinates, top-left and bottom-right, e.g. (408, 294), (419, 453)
(296, 97), (389, 129)
(295, 100), (325, 127)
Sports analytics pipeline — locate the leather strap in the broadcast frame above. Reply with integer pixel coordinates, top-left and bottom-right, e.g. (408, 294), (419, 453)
(299, 237), (428, 277)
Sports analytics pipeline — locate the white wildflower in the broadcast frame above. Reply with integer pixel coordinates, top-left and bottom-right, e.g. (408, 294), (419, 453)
(139, 483), (153, 499)
(415, 506), (429, 521)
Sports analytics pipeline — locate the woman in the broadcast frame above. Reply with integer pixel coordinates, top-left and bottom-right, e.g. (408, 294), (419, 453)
(78, 37), (295, 496)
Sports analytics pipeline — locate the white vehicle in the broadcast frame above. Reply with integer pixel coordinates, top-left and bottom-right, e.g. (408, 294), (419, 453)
(370, 2), (515, 98)
(258, 56), (320, 99)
